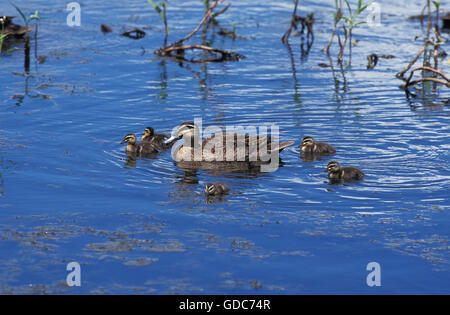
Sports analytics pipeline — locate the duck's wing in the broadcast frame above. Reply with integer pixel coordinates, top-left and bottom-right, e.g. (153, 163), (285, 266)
(155, 133), (172, 148)
(202, 133), (293, 162)
(142, 134), (170, 149)
(341, 167), (364, 180)
(139, 141), (162, 154)
(316, 142), (336, 154)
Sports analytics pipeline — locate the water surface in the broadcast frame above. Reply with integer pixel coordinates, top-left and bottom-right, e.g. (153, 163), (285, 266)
(0, 0), (449, 294)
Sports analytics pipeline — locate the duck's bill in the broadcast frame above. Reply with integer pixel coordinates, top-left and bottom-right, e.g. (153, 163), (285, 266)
(323, 168), (329, 172)
(120, 140), (126, 144)
(164, 135), (181, 144)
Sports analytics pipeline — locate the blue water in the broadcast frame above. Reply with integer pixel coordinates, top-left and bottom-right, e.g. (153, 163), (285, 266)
(0, 0), (449, 294)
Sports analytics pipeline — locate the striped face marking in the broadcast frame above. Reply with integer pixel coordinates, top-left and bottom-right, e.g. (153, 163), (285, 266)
(301, 137), (314, 150)
(205, 184), (216, 194)
(327, 161), (340, 172)
(121, 134), (136, 144)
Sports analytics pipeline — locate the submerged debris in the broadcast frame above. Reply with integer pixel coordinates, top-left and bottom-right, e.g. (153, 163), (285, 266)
(121, 28), (145, 40)
(367, 54), (379, 69)
(367, 54), (395, 70)
(216, 29), (247, 40)
(155, 45), (244, 63)
(101, 24), (113, 34)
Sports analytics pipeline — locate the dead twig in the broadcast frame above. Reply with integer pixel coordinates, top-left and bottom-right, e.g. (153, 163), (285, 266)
(164, 0), (219, 50)
(155, 0), (243, 63)
(401, 77), (450, 89)
(325, 0), (342, 55)
(396, 40), (432, 80)
(210, 3), (231, 23)
(282, 0), (299, 44)
(282, 1), (314, 45)
(401, 66), (450, 90)
(406, 66), (450, 83)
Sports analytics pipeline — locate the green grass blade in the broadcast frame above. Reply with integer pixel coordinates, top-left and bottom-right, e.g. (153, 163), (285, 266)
(146, 0), (164, 20)
(9, 2), (27, 24)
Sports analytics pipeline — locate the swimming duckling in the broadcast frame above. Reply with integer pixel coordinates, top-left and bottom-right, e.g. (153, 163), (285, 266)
(121, 133), (161, 156)
(164, 121), (294, 170)
(300, 136), (336, 154)
(141, 126), (170, 150)
(325, 161), (364, 181)
(204, 182), (230, 196)
(0, 16), (32, 38)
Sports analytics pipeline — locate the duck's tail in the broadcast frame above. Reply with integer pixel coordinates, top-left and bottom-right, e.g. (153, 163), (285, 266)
(276, 141), (295, 152)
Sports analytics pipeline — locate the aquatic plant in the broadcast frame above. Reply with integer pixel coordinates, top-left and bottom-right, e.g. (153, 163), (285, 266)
(396, 0), (450, 95)
(147, 0), (169, 46)
(282, 0), (314, 47)
(10, 3), (40, 72)
(432, 0), (442, 24)
(326, 0), (370, 64)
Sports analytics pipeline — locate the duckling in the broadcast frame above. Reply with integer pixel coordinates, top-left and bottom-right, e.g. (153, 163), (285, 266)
(141, 126), (170, 150)
(164, 121), (294, 170)
(300, 136), (336, 154)
(0, 16), (32, 38)
(204, 182), (230, 196)
(120, 133), (160, 156)
(325, 161), (364, 181)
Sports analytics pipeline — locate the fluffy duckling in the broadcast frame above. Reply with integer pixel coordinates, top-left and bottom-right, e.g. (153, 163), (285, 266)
(0, 16), (32, 38)
(300, 136), (336, 154)
(204, 182), (230, 196)
(141, 126), (170, 150)
(325, 161), (364, 181)
(121, 133), (161, 156)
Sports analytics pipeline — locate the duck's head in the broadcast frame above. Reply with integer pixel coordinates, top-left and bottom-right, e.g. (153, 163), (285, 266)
(142, 127), (155, 141)
(121, 134), (137, 145)
(301, 136), (315, 149)
(164, 121), (197, 145)
(204, 183), (217, 195)
(325, 161), (340, 173)
(0, 16), (12, 27)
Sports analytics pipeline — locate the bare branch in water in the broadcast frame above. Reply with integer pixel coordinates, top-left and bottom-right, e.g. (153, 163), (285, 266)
(155, 0), (243, 63)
